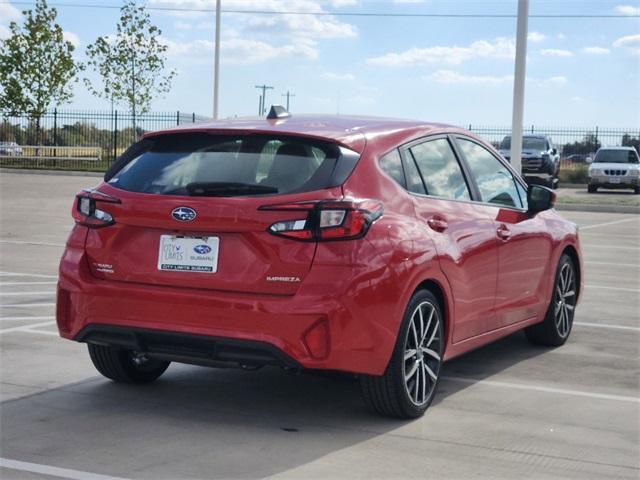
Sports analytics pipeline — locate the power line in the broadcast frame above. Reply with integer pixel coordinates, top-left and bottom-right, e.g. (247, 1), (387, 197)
(1, 1), (638, 18)
(255, 85), (274, 116)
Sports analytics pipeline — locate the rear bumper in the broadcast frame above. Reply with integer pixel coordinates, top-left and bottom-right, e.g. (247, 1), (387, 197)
(57, 231), (406, 376)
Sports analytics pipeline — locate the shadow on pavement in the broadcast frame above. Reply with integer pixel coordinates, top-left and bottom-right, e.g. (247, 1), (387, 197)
(0, 331), (552, 479)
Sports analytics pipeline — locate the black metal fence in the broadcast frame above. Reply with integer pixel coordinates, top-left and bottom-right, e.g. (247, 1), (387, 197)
(0, 109), (209, 171)
(1, 110), (638, 173)
(468, 125), (640, 169)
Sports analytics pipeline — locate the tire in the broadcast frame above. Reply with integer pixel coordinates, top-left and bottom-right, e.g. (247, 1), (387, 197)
(525, 254), (577, 347)
(588, 185), (597, 193)
(88, 344), (170, 383)
(360, 290), (444, 418)
(634, 186), (640, 195)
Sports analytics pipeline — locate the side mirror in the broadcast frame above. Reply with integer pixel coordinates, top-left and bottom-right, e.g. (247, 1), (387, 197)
(527, 184), (556, 214)
(552, 148), (558, 155)
(586, 157), (593, 164)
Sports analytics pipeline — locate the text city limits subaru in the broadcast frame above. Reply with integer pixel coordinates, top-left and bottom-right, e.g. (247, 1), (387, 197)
(57, 108), (583, 418)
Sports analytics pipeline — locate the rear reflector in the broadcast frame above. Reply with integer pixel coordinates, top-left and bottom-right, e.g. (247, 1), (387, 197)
(303, 320), (330, 359)
(261, 199), (383, 242)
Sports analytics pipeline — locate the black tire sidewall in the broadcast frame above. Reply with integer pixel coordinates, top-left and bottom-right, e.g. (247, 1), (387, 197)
(391, 290), (444, 417)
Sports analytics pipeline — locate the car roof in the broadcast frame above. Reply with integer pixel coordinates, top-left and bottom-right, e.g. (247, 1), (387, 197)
(144, 114), (472, 154)
(597, 146), (635, 151)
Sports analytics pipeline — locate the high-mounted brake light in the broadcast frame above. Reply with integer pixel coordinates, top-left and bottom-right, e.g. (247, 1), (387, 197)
(260, 199), (383, 242)
(72, 188), (120, 228)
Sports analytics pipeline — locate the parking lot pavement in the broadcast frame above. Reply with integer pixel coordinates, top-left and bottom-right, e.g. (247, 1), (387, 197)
(1, 171), (639, 480)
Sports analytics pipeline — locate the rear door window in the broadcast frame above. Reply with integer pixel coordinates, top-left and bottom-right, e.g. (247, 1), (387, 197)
(108, 134), (349, 196)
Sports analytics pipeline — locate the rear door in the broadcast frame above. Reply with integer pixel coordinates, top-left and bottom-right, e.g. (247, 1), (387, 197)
(400, 136), (500, 342)
(454, 137), (552, 327)
(84, 133), (357, 295)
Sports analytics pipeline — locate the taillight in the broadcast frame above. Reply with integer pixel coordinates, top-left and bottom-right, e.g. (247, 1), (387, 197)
(72, 188), (120, 228)
(261, 199), (383, 241)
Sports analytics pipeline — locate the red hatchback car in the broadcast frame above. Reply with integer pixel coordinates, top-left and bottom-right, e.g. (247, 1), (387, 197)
(57, 109), (583, 418)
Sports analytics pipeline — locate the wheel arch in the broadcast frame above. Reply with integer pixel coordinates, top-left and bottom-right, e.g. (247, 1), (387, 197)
(561, 244), (582, 302)
(412, 278), (451, 358)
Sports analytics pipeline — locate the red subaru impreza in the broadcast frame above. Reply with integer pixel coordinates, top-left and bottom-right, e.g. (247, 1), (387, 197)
(57, 110), (582, 418)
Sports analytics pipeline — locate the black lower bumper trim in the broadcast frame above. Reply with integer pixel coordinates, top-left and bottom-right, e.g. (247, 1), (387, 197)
(75, 325), (302, 369)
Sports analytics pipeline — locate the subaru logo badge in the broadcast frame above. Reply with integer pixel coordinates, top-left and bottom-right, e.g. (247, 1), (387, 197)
(172, 207), (197, 222)
(194, 245), (211, 254)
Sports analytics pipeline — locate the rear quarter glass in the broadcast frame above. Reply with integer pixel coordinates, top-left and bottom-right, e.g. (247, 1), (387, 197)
(106, 133), (360, 197)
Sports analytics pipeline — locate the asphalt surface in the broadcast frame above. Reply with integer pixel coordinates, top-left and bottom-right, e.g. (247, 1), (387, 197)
(0, 172), (638, 480)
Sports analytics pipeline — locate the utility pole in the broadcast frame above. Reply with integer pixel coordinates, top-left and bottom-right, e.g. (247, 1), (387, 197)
(255, 84), (274, 116)
(282, 91), (295, 111)
(510, 0), (529, 175)
(213, 0), (221, 120)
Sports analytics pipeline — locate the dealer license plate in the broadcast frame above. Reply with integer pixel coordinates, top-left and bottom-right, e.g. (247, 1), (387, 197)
(157, 235), (219, 273)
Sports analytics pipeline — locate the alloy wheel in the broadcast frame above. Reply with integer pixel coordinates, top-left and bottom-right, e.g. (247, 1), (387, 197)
(555, 262), (576, 338)
(402, 301), (442, 406)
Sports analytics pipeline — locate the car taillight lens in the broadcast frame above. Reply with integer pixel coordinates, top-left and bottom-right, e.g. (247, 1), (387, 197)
(72, 189), (120, 228)
(261, 199), (383, 242)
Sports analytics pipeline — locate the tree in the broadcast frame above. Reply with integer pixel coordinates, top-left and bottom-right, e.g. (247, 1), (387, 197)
(0, 0), (80, 132)
(84, 0), (176, 132)
(562, 133), (601, 156)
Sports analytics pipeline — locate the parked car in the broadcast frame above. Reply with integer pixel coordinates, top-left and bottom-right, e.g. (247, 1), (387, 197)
(57, 110), (583, 418)
(0, 141), (23, 156)
(499, 135), (560, 188)
(588, 146), (640, 194)
(566, 154), (587, 164)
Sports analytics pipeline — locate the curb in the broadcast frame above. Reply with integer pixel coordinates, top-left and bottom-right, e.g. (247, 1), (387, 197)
(555, 203), (639, 214)
(0, 168), (103, 178)
(558, 184), (588, 189)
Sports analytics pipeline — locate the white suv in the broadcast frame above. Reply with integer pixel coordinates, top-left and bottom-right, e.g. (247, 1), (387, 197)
(588, 146), (640, 194)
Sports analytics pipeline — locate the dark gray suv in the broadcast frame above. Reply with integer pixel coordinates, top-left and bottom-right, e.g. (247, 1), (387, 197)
(499, 135), (560, 188)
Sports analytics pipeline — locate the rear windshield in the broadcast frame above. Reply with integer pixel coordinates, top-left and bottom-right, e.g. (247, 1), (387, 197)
(594, 149), (639, 164)
(106, 134), (356, 196)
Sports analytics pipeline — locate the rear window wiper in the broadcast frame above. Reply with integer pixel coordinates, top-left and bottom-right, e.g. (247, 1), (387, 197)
(185, 182), (278, 196)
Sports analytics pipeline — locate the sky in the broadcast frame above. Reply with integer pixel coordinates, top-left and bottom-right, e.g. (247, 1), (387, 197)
(0, 0), (639, 127)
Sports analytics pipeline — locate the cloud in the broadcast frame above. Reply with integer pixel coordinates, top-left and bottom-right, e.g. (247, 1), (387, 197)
(150, 0), (357, 39)
(582, 46), (610, 55)
(425, 70), (568, 88)
(0, 2), (21, 22)
(321, 71), (356, 81)
(63, 31), (80, 48)
(426, 70), (513, 85)
(164, 37), (318, 64)
(613, 34), (640, 54)
(540, 48), (573, 57)
(539, 76), (568, 86)
(393, 0), (426, 3)
(615, 5), (640, 15)
(367, 37), (515, 67)
(528, 32), (547, 43)
(557, 33), (567, 40)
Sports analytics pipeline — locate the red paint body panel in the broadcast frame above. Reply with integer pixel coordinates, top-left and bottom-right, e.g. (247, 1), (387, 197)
(57, 115), (583, 375)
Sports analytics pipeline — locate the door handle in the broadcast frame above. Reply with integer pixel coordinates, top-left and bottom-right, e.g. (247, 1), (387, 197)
(427, 217), (448, 232)
(496, 225), (511, 241)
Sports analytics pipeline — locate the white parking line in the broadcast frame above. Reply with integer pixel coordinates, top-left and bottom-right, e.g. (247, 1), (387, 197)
(0, 321), (56, 334)
(0, 303), (55, 308)
(585, 261), (639, 267)
(0, 316), (55, 322)
(0, 291), (56, 296)
(0, 458), (130, 480)
(585, 284), (639, 293)
(580, 217), (639, 230)
(582, 244), (640, 250)
(442, 376), (640, 403)
(0, 281), (58, 286)
(0, 239), (65, 247)
(23, 328), (59, 336)
(575, 322), (640, 332)
(579, 233), (638, 239)
(0, 271), (58, 279)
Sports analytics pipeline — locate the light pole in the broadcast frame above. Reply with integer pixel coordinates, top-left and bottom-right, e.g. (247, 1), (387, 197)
(255, 85), (274, 115)
(213, 0), (221, 120)
(510, 0), (529, 175)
